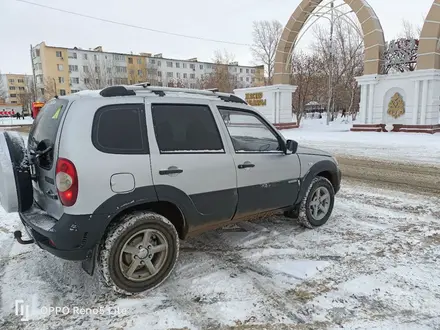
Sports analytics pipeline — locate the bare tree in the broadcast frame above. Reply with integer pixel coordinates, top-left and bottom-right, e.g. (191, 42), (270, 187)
(312, 17), (364, 120)
(0, 71), (7, 100)
(17, 77), (36, 112)
(199, 50), (239, 92)
(42, 77), (57, 100)
(291, 52), (323, 125)
(81, 58), (120, 90)
(399, 19), (422, 39)
(251, 20), (283, 85)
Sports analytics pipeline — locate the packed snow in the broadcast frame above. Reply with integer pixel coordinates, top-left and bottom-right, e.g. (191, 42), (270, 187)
(282, 117), (440, 165)
(0, 180), (439, 329)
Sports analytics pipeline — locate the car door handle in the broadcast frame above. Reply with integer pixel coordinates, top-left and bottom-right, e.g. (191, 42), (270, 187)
(159, 168), (183, 175)
(238, 163), (255, 169)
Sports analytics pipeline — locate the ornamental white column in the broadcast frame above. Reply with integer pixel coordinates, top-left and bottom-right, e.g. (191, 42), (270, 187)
(359, 84), (368, 124)
(420, 79), (429, 125)
(412, 80), (420, 125)
(367, 84), (375, 124)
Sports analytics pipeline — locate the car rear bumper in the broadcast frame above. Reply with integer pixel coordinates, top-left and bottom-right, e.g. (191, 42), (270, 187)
(18, 204), (109, 261)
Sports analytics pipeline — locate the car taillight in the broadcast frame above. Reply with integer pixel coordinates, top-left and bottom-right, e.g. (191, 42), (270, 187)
(55, 158), (78, 207)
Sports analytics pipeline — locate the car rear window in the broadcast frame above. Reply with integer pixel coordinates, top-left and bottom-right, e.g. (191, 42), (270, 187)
(28, 98), (69, 168)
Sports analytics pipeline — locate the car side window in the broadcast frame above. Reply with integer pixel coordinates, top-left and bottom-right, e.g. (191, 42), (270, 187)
(92, 103), (148, 154)
(151, 103), (224, 153)
(219, 108), (281, 153)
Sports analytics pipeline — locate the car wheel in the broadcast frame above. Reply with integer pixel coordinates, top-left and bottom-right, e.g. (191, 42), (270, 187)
(99, 211), (179, 295)
(297, 176), (335, 229)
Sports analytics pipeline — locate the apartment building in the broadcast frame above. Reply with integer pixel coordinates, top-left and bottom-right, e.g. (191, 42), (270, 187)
(31, 42), (264, 99)
(0, 73), (33, 104)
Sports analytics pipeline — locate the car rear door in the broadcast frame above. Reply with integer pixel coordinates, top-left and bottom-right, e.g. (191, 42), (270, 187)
(27, 98), (71, 218)
(216, 106), (301, 219)
(146, 100), (238, 232)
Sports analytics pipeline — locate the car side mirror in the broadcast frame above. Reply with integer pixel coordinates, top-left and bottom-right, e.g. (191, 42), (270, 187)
(285, 140), (298, 154)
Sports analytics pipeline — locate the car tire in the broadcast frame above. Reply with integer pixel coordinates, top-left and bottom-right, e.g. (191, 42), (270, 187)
(297, 176), (335, 229)
(98, 211), (179, 295)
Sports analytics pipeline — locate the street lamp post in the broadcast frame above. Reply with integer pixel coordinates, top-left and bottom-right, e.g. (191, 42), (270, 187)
(326, 1), (334, 125)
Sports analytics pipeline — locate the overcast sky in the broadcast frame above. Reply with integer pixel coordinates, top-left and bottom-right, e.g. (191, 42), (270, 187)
(0, 0), (434, 74)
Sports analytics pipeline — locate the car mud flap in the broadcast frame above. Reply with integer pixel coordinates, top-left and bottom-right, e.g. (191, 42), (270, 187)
(81, 246), (98, 276)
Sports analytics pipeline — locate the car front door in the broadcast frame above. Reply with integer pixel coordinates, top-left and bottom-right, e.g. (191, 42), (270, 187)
(217, 106), (301, 219)
(146, 101), (238, 232)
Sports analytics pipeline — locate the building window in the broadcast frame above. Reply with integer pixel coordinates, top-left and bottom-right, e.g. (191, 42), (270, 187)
(17, 79), (24, 83)
(199, 65), (203, 70)
(11, 101), (17, 104)
(246, 77), (249, 82)
(251, 69), (255, 74)
(190, 73), (195, 79)
(240, 68), (243, 73)
(94, 55), (98, 61)
(9, 86), (16, 90)
(183, 73), (187, 79)
(116, 66), (127, 73)
(35, 49), (40, 57)
(114, 54), (125, 61)
(246, 69), (249, 74)
(56, 51), (62, 58)
(167, 72), (173, 78)
(57, 64), (64, 71)
(137, 58), (142, 65)
(10, 94), (17, 97)
(175, 62), (180, 68)
(19, 86), (25, 91)
(150, 59), (156, 64)
(69, 52), (77, 59)
(190, 64), (195, 69)
(8, 79), (14, 83)
(183, 63), (187, 68)
(71, 90), (80, 93)
(107, 67), (112, 74)
(157, 71), (162, 77)
(151, 104), (223, 153)
(138, 70), (142, 76)
(157, 61), (162, 67)
(58, 77), (64, 83)
(129, 70), (135, 75)
(84, 78), (90, 84)
(69, 65), (78, 72)
(166, 61), (173, 68)
(235, 68), (238, 72)
(59, 89), (66, 96)
(207, 64), (212, 69)
(71, 77), (79, 84)
(83, 66), (89, 73)
(176, 72), (180, 78)
(84, 54), (88, 60)
(128, 57), (133, 64)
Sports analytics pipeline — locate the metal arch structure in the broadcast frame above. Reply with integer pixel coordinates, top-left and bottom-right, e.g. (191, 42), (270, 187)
(274, 0), (386, 84)
(417, 0), (440, 70)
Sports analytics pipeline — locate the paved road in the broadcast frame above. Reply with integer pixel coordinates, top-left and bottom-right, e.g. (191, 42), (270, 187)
(335, 155), (440, 195)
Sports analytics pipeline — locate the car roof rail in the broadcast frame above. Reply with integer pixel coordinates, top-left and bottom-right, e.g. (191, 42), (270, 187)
(100, 84), (248, 104)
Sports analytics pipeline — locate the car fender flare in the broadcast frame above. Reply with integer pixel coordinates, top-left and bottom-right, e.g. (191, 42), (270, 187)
(296, 159), (339, 205)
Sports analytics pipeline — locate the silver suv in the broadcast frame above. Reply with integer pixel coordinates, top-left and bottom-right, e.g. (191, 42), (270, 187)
(0, 85), (341, 295)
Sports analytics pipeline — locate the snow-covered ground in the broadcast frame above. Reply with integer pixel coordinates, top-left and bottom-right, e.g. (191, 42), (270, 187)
(0, 117), (33, 126)
(0, 180), (439, 330)
(282, 118), (440, 165)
